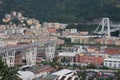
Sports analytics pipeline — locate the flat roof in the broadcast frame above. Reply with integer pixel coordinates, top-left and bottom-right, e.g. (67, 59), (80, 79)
(17, 71), (35, 80)
(58, 52), (77, 57)
(52, 69), (74, 76)
(104, 58), (120, 61)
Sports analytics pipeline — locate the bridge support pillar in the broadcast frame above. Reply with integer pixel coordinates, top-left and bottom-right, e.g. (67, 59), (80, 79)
(26, 46), (37, 65)
(2, 50), (15, 67)
(45, 42), (56, 61)
(95, 18), (111, 37)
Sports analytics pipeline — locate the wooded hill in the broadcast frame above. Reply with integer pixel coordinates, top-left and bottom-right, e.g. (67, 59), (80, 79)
(0, 0), (120, 23)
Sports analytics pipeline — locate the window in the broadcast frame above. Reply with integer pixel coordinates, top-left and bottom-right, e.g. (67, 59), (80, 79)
(104, 60), (107, 62)
(114, 63), (116, 68)
(109, 63), (111, 67)
(105, 63), (107, 65)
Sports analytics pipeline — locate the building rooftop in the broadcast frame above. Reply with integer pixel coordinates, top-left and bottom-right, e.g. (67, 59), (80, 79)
(43, 74), (57, 80)
(52, 69), (74, 76)
(58, 52), (78, 57)
(104, 58), (120, 61)
(17, 71), (35, 80)
(20, 65), (51, 72)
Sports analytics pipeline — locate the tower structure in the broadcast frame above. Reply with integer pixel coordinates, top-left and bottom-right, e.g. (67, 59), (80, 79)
(94, 18), (111, 37)
(45, 41), (56, 61)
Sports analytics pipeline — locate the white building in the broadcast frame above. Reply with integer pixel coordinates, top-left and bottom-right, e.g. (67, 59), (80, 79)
(70, 28), (77, 33)
(4, 27), (26, 35)
(52, 69), (79, 80)
(104, 57), (120, 69)
(11, 11), (17, 17)
(58, 52), (77, 57)
(0, 40), (6, 47)
(17, 12), (22, 18)
(42, 22), (61, 29)
(18, 71), (35, 80)
(58, 52), (78, 62)
(5, 14), (11, 19)
(71, 45), (87, 53)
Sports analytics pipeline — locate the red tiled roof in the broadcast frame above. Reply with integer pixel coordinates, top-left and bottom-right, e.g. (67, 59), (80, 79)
(48, 28), (57, 33)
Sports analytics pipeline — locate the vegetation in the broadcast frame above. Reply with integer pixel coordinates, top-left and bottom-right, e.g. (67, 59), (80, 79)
(117, 69), (120, 80)
(0, 59), (18, 80)
(77, 70), (87, 80)
(86, 64), (97, 69)
(0, 0), (120, 23)
(66, 24), (97, 32)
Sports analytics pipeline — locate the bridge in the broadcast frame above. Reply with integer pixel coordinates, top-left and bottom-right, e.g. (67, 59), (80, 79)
(94, 18), (120, 37)
(0, 40), (56, 67)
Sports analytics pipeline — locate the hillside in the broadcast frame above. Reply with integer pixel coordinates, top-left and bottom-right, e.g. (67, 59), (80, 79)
(0, 0), (120, 23)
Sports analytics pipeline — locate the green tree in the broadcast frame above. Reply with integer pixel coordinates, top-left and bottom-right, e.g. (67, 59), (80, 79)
(106, 77), (113, 80)
(73, 64), (77, 69)
(86, 64), (96, 69)
(77, 70), (86, 80)
(117, 69), (120, 80)
(57, 44), (63, 50)
(0, 59), (18, 80)
(2, 0), (120, 23)
(99, 66), (110, 70)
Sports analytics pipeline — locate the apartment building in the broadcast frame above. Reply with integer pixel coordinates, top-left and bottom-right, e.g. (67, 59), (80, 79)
(104, 57), (120, 68)
(75, 54), (103, 65)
